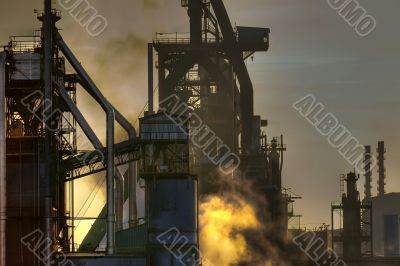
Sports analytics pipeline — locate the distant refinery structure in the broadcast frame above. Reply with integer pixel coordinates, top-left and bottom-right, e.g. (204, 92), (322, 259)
(329, 141), (400, 266)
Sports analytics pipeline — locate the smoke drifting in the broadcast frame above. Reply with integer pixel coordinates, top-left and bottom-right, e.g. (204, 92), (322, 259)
(200, 195), (261, 266)
(93, 34), (147, 92)
(143, 0), (160, 9)
(198, 171), (312, 266)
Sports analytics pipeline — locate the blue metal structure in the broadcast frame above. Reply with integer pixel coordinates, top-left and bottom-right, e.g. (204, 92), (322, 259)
(139, 113), (199, 265)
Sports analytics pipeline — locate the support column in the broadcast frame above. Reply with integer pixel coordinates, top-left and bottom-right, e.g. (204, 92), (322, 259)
(0, 52), (6, 266)
(43, 0), (54, 264)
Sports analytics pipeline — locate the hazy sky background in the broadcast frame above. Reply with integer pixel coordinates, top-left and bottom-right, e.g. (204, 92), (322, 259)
(1, 0), (400, 230)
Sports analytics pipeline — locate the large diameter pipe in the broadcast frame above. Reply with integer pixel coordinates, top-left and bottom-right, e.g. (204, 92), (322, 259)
(70, 74), (138, 227)
(210, 0), (254, 153)
(148, 43), (154, 114)
(43, 0), (54, 264)
(85, 89), (139, 226)
(364, 145), (372, 200)
(188, 0), (203, 44)
(74, 74), (139, 227)
(112, 107), (138, 227)
(115, 169), (124, 231)
(60, 82), (128, 241)
(0, 52), (6, 266)
(56, 32), (116, 255)
(128, 161), (137, 227)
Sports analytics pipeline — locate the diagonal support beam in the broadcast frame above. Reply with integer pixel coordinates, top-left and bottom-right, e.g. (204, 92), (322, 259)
(56, 31), (116, 255)
(58, 82), (103, 149)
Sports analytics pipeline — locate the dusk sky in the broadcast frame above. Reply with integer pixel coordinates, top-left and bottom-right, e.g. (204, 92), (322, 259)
(1, 0), (399, 230)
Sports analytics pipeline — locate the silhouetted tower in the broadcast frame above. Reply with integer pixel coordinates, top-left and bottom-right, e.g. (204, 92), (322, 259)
(362, 146), (373, 255)
(377, 141), (386, 197)
(332, 171), (373, 258)
(343, 172), (362, 259)
(364, 145), (372, 200)
(269, 139), (280, 189)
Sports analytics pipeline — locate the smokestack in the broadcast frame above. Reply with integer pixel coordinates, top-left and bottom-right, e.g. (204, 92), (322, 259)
(377, 141), (386, 197)
(147, 43), (154, 115)
(364, 145), (372, 200)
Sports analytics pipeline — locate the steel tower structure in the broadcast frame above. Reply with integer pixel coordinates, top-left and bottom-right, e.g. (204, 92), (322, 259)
(332, 172), (373, 259)
(153, 0), (289, 245)
(1, 1), (141, 264)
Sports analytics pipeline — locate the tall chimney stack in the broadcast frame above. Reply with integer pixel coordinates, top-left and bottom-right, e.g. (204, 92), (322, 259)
(364, 145), (372, 200)
(377, 141), (386, 197)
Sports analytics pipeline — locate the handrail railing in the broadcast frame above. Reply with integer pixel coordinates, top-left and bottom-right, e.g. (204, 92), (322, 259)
(154, 32), (218, 44)
(8, 36), (41, 53)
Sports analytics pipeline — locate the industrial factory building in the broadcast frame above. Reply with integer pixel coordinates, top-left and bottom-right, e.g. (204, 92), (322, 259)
(0, 1), (398, 266)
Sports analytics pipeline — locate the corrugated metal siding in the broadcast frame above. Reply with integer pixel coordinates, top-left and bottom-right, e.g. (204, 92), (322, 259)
(140, 113), (189, 141)
(141, 124), (188, 141)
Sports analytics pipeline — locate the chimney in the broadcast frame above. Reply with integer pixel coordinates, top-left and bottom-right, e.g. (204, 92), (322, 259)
(364, 145), (372, 200)
(377, 141), (386, 197)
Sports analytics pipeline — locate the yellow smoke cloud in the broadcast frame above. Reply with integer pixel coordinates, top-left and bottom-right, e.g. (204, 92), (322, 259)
(199, 195), (261, 266)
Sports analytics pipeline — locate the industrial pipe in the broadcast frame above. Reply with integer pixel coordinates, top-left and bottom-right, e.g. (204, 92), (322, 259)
(43, 0), (54, 264)
(115, 169), (124, 231)
(148, 43), (154, 114)
(63, 74), (138, 227)
(56, 32), (116, 255)
(188, 0), (203, 45)
(73, 75), (139, 228)
(112, 107), (138, 227)
(210, 0), (255, 153)
(60, 82), (127, 242)
(0, 52), (6, 266)
(128, 161), (137, 227)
